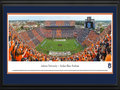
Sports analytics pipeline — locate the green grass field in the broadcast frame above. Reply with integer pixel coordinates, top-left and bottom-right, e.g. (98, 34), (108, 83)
(36, 38), (83, 55)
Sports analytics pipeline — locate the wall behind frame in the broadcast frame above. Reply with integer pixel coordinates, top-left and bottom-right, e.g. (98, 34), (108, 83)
(0, 0), (120, 89)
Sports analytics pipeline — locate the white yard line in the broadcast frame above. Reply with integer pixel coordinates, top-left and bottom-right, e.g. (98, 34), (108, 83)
(74, 40), (79, 46)
(41, 40), (46, 47)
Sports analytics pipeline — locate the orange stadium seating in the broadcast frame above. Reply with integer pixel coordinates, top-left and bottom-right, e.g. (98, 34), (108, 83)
(8, 23), (112, 62)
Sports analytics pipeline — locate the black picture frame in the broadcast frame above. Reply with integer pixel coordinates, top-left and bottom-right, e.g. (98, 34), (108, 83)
(0, 0), (120, 89)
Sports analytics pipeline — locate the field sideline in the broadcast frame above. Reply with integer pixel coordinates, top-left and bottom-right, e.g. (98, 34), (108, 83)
(36, 38), (83, 55)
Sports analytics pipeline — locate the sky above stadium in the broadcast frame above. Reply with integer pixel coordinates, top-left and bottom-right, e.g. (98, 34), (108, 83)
(8, 14), (112, 21)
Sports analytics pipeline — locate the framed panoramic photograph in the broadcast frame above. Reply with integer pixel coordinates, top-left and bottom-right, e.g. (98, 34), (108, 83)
(1, 0), (120, 89)
(7, 13), (113, 74)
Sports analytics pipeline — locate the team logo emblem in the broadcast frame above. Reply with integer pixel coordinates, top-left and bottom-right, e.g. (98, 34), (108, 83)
(108, 63), (111, 68)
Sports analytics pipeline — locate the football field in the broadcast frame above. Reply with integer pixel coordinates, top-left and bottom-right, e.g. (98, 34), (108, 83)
(36, 38), (83, 55)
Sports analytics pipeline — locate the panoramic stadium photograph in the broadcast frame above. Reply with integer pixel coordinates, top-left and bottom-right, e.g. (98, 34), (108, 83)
(8, 13), (112, 62)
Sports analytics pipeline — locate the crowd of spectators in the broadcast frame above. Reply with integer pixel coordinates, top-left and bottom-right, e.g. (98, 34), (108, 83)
(9, 24), (112, 62)
(9, 31), (111, 62)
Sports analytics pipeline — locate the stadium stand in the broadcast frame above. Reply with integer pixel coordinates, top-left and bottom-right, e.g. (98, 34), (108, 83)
(61, 29), (74, 38)
(56, 30), (62, 38)
(27, 30), (35, 39)
(76, 28), (90, 43)
(32, 29), (44, 42)
(52, 30), (56, 38)
(35, 28), (45, 38)
(82, 30), (99, 46)
(27, 40), (36, 48)
(19, 31), (31, 42)
(32, 38), (40, 46)
(9, 23), (112, 62)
